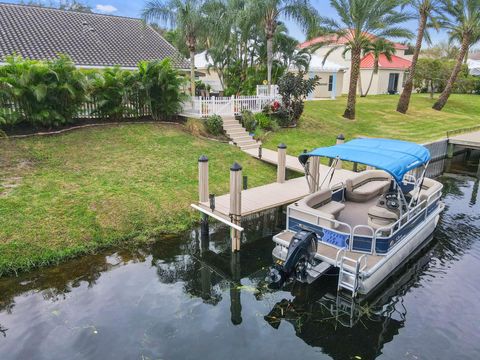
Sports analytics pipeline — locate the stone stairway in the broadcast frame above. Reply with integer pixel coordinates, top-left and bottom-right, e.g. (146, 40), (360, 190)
(222, 116), (261, 150)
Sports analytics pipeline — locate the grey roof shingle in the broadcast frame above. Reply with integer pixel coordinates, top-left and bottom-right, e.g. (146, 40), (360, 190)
(0, 3), (190, 69)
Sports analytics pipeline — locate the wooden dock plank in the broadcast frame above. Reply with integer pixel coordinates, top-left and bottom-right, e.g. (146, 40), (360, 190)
(243, 148), (305, 173)
(449, 130), (480, 149)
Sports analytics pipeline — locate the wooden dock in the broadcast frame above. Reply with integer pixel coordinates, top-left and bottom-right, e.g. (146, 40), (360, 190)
(243, 147), (306, 173)
(448, 130), (480, 150)
(195, 153), (354, 218)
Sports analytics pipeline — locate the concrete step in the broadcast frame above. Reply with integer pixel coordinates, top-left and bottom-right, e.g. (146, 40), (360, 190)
(235, 139), (257, 147)
(223, 124), (244, 131)
(231, 135), (253, 142)
(240, 143), (261, 150)
(223, 119), (240, 124)
(226, 129), (248, 136)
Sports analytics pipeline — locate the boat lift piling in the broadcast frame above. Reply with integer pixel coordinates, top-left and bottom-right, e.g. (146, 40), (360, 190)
(230, 162), (243, 252)
(277, 143), (287, 183)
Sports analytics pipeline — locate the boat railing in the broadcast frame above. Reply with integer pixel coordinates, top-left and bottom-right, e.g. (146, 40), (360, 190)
(352, 225), (376, 254)
(288, 184), (443, 255)
(287, 205), (352, 249)
(373, 185), (443, 251)
(330, 181), (346, 202)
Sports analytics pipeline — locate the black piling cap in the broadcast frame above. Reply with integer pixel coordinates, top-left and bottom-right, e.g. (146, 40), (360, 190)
(198, 155), (209, 162)
(337, 134), (345, 140)
(230, 162), (242, 171)
(278, 143), (287, 149)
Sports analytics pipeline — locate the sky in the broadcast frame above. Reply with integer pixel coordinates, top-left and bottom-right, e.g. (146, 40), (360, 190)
(3, 0), (449, 45)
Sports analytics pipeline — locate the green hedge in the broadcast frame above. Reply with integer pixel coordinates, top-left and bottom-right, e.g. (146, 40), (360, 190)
(0, 55), (186, 129)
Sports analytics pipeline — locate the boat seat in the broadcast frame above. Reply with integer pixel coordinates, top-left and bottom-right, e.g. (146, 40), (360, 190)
(367, 205), (399, 231)
(346, 170), (391, 202)
(296, 189), (345, 228)
(408, 178), (443, 206)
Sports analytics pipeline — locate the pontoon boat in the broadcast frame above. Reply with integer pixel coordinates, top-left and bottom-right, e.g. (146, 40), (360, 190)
(269, 138), (444, 297)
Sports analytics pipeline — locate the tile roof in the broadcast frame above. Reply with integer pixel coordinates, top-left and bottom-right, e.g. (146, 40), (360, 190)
(299, 31), (408, 51)
(0, 3), (190, 69)
(360, 53), (412, 70)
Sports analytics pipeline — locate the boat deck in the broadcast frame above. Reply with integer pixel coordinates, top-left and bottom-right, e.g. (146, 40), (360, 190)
(274, 230), (383, 271)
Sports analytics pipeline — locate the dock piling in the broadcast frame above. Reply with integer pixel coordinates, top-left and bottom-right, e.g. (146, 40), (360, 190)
(336, 134), (345, 169)
(309, 156), (320, 193)
(447, 142), (455, 159)
(230, 162), (242, 252)
(277, 143), (287, 183)
(198, 155), (209, 202)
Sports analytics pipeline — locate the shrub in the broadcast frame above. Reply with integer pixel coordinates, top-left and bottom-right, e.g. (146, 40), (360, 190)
(185, 118), (208, 137)
(241, 109), (256, 132)
(276, 71), (319, 126)
(255, 113), (271, 130)
(137, 59), (187, 121)
(204, 114), (223, 136)
(88, 66), (134, 120)
(0, 55), (88, 127)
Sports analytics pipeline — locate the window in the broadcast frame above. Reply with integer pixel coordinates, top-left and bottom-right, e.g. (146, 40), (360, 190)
(328, 75), (334, 91)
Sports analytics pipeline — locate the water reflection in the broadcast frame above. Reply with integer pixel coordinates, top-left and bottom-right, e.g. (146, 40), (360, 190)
(0, 176), (479, 359)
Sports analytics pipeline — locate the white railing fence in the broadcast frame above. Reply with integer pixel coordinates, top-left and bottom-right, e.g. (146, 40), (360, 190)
(256, 85), (279, 98)
(182, 93), (280, 118)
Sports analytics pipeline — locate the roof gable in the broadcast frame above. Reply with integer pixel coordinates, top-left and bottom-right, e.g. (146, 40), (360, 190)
(0, 3), (190, 69)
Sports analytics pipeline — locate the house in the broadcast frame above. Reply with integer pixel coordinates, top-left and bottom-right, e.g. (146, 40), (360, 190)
(299, 32), (412, 95)
(194, 51), (223, 91)
(194, 51), (346, 99)
(467, 59), (480, 76)
(0, 3), (190, 70)
(302, 54), (346, 99)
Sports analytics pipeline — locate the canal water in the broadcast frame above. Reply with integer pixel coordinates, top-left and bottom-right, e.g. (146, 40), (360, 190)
(0, 157), (479, 359)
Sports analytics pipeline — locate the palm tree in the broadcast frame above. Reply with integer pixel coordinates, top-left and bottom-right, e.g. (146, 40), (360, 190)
(248, 0), (318, 88)
(142, 0), (207, 96)
(320, 0), (413, 119)
(362, 39), (397, 97)
(432, 0), (480, 111)
(397, 0), (441, 114)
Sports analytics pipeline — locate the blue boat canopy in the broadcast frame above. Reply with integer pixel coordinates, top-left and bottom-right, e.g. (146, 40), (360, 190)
(298, 138), (430, 183)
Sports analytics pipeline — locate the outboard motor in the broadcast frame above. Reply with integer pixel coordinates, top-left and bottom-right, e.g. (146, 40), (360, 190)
(268, 230), (318, 289)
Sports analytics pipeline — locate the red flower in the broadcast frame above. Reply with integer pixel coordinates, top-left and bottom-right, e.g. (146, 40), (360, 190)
(271, 100), (280, 111)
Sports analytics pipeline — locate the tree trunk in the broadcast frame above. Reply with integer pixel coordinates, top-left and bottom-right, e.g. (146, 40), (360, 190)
(397, 12), (427, 114)
(430, 80), (434, 99)
(343, 46), (361, 120)
(266, 35), (273, 86)
(363, 59), (379, 97)
(190, 49), (196, 96)
(433, 34), (470, 111)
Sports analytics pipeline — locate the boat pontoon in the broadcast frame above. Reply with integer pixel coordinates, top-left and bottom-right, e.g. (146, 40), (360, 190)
(269, 138), (444, 297)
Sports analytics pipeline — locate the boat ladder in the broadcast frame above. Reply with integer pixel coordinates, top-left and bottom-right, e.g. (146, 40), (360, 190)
(337, 255), (366, 298)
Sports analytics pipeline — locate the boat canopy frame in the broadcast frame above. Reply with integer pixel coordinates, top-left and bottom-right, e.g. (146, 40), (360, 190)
(299, 138), (431, 184)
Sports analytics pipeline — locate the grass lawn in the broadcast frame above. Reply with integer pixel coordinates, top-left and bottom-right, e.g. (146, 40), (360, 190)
(0, 124), (277, 275)
(263, 94), (480, 155)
